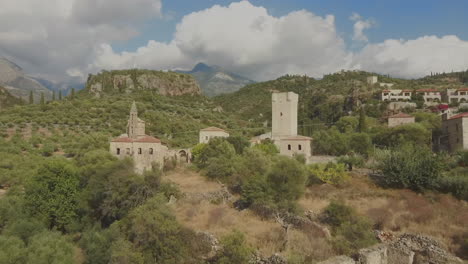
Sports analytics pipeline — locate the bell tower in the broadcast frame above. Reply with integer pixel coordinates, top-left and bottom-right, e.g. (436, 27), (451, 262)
(127, 101), (145, 139)
(272, 92), (298, 138)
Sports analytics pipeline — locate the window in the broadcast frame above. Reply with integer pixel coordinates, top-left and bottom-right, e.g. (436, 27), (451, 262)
(149, 148), (153, 155)
(383, 93), (388, 96)
(280, 112), (283, 117)
(116, 148), (120, 155)
(298, 144), (302, 151)
(138, 148), (142, 154)
(288, 144), (291, 150)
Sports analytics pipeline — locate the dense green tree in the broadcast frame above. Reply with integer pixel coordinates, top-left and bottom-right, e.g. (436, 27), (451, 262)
(335, 116), (358, 133)
(226, 135), (251, 154)
(195, 138), (236, 168)
(252, 139), (279, 155)
(215, 230), (254, 264)
(26, 231), (75, 264)
(0, 235), (26, 264)
(375, 145), (443, 191)
(373, 123), (431, 148)
(25, 158), (80, 231)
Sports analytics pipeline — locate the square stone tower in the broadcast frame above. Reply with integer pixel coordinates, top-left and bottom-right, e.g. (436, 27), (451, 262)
(272, 92), (298, 138)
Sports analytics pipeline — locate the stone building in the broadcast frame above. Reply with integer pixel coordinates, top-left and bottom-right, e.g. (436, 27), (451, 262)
(110, 102), (168, 174)
(199, 127), (229, 144)
(271, 92), (312, 158)
(440, 112), (468, 152)
(387, 113), (415, 127)
(367, 76), (378, 85)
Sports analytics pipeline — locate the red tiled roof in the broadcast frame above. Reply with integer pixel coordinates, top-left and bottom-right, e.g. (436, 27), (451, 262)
(282, 135), (313, 141)
(402, 90), (413, 92)
(111, 135), (161, 143)
(457, 88), (468, 92)
(449, 112), (468, 120)
(134, 136), (161, 143)
(200, 127), (227, 132)
(389, 113), (413, 118)
(416, 89), (439, 92)
(111, 137), (133, 143)
(382, 90), (391, 93)
(437, 104), (449, 110)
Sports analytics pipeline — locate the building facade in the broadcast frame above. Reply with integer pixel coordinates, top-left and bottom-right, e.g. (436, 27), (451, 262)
(416, 89), (442, 104)
(441, 112), (468, 152)
(445, 88), (468, 103)
(271, 92), (312, 158)
(381, 89), (412, 102)
(110, 102), (168, 174)
(367, 76), (378, 85)
(199, 127), (229, 144)
(387, 113), (415, 127)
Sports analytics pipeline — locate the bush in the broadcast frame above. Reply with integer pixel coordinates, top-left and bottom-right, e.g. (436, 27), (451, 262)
(214, 230), (254, 264)
(374, 145), (443, 191)
(308, 163), (349, 186)
(437, 174), (468, 201)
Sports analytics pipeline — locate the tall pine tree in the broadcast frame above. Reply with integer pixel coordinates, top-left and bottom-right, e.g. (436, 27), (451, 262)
(58, 90), (62, 100)
(70, 88), (75, 100)
(29, 91), (34, 104)
(40, 92), (45, 105)
(358, 105), (367, 133)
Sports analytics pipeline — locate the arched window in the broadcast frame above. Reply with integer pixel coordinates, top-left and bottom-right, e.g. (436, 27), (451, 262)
(116, 148), (120, 155)
(298, 144), (302, 151)
(138, 148), (142, 154)
(149, 148), (154, 155)
(288, 144), (291, 150)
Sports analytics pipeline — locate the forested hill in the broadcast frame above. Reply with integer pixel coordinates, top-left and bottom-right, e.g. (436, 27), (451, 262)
(214, 70), (468, 136)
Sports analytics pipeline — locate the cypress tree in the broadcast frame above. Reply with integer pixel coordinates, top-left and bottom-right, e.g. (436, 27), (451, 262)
(29, 91), (34, 104)
(70, 88), (75, 100)
(58, 90), (62, 100)
(40, 92), (45, 105)
(358, 105), (367, 133)
(52, 91), (56, 101)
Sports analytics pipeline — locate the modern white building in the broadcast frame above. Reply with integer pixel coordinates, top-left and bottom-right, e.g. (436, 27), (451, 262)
(199, 127), (229, 144)
(381, 89), (412, 102)
(416, 89), (442, 104)
(446, 88), (468, 104)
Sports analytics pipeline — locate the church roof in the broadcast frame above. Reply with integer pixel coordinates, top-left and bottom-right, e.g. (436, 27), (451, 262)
(111, 135), (161, 143)
(200, 127), (227, 132)
(281, 135), (312, 141)
(389, 113), (413, 119)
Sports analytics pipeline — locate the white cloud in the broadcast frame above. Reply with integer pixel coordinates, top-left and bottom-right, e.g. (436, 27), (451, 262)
(353, 35), (468, 78)
(89, 1), (352, 81)
(350, 12), (374, 42)
(0, 0), (162, 81)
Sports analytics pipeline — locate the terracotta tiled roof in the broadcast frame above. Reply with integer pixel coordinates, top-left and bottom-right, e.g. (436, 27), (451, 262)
(111, 137), (133, 143)
(134, 136), (161, 143)
(402, 90), (413, 92)
(200, 127), (227, 132)
(457, 88), (468, 92)
(449, 112), (468, 120)
(111, 135), (161, 143)
(416, 89), (439, 92)
(282, 135), (313, 141)
(382, 90), (391, 93)
(389, 113), (413, 118)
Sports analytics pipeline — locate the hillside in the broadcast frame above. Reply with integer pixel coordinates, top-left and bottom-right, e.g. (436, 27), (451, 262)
(0, 58), (53, 102)
(86, 69), (202, 97)
(178, 63), (255, 97)
(0, 86), (23, 110)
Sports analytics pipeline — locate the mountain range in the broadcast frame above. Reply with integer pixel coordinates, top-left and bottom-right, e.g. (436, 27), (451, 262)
(177, 63), (254, 97)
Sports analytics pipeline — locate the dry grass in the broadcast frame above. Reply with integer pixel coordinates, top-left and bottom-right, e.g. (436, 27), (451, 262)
(164, 167), (468, 259)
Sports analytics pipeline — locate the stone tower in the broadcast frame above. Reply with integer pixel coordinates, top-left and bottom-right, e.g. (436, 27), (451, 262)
(127, 101), (146, 139)
(272, 92), (298, 138)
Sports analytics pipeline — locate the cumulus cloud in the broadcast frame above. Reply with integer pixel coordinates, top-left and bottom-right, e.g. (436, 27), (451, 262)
(2, 0), (468, 82)
(89, 1), (352, 81)
(0, 0), (162, 81)
(353, 35), (468, 78)
(350, 12), (374, 42)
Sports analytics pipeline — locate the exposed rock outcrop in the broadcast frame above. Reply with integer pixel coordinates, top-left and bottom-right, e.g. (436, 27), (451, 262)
(318, 233), (464, 264)
(86, 69), (201, 97)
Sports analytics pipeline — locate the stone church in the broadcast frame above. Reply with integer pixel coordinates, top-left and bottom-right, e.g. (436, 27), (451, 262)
(110, 102), (168, 174)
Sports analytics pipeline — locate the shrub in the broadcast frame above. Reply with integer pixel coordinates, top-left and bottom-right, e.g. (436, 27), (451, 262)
(252, 138), (279, 155)
(437, 174), (468, 201)
(214, 230), (254, 264)
(308, 163), (349, 186)
(374, 145), (443, 191)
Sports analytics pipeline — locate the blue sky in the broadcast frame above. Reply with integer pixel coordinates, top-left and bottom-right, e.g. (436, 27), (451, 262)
(115, 0), (468, 53)
(2, 0), (468, 82)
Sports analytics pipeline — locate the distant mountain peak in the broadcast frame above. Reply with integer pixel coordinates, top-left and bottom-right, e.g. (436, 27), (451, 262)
(191, 62), (214, 73)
